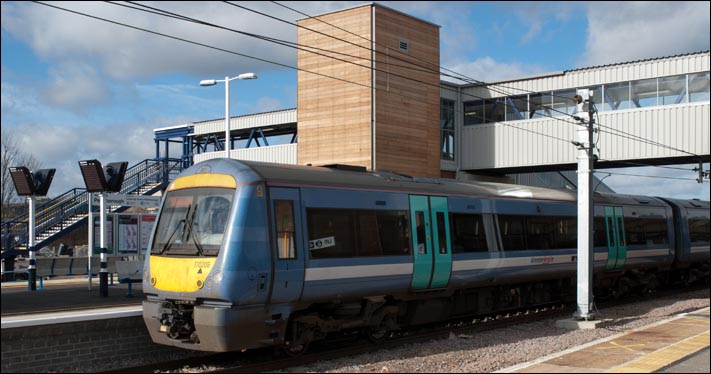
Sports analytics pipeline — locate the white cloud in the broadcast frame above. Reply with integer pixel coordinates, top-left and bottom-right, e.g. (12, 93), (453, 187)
(600, 164), (710, 200)
(0, 1), (364, 79)
(444, 56), (547, 84)
(4, 121), (156, 196)
(43, 63), (110, 112)
(582, 2), (710, 67)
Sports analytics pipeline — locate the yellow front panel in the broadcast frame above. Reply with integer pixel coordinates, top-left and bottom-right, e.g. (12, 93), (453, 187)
(168, 174), (237, 191)
(149, 256), (217, 292)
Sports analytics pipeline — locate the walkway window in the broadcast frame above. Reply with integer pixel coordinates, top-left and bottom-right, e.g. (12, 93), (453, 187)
(603, 81), (631, 111)
(529, 92), (552, 119)
(631, 78), (658, 108)
(689, 72), (710, 102)
(551, 89), (577, 116)
(463, 100), (485, 125)
(659, 75), (687, 105)
(441, 99), (455, 160)
(505, 95), (528, 121)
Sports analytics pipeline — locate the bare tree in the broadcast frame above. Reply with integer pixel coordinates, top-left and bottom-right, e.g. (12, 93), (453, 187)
(1, 127), (41, 221)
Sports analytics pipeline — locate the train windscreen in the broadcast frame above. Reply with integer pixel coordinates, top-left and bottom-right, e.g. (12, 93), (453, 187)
(150, 187), (233, 256)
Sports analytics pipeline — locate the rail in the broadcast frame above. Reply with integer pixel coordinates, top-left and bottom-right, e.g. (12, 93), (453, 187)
(1, 158), (182, 252)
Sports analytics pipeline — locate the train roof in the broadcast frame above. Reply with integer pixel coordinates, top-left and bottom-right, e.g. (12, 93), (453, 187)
(657, 197), (710, 210)
(198, 159), (577, 202)
(186, 159), (709, 207)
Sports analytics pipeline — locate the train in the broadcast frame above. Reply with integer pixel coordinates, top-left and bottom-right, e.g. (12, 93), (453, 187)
(141, 159), (710, 354)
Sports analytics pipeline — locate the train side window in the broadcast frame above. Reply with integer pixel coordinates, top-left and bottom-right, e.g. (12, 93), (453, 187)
(376, 211), (411, 256)
(274, 200), (296, 259)
(451, 213), (488, 253)
(435, 212), (447, 254)
(593, 217), (606, 247)
(415, 211), (427, 254)
(499, 215), (526, 251)
(358, 212), (382, 256)
(307, 209), (356, 259)
(688, 217), (709, 243)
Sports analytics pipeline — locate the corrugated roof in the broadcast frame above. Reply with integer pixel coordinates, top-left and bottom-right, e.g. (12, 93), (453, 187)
(564, 50), (710, 73)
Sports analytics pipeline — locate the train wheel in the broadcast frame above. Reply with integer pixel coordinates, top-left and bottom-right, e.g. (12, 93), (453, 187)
(366, 314), (396, 342)
(365, 326), (389, 343)
(282, 341), (309, 357)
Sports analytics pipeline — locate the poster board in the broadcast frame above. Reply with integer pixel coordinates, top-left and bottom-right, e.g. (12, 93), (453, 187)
(140, 215), (157, 252)
(118, 215), (139, 253)
(93, 215), (114, 255)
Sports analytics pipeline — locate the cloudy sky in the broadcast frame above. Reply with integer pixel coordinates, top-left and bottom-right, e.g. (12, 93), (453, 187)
(1, 1), (709, 199)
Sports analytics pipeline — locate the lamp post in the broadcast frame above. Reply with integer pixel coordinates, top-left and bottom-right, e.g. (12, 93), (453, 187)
(200, 72), (258, 158)
(9, 167), (55, 291)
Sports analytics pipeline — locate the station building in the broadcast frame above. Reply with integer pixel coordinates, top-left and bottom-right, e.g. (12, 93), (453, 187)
(156, 3), (710, 190)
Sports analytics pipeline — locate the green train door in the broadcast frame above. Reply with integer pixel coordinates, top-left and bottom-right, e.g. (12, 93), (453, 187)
(604, 206), (627, 270)
(409, 195), (452, 290)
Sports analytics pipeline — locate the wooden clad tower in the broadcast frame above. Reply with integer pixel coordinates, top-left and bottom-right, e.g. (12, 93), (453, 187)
(297, 4), (441, 177)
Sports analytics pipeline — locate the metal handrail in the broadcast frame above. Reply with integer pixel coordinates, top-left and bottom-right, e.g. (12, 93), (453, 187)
(1, 158), (183, 251)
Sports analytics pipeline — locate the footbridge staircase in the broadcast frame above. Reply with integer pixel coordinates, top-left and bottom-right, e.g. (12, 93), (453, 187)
(1, 158), (182, 255)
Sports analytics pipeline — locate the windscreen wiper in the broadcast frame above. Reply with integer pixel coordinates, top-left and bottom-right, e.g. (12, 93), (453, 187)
(184, 204), (204, 256)
(158, 205), (191, 255)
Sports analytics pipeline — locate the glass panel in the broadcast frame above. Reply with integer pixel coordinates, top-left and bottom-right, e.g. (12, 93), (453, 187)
(616, 216), (626, 246)
(603, 81), (630, 111)
(593, 217), (606, 247)
(551, 89), (577, 116)
(658, 75), (687, 105)
(529, 92), (552, 119)
(643, 218), (668, 245)
(463, 100), (484, 125)
(436, 212), (447, 254)
(689, 72), (710, 102)
(451, 213), (488, 253)
(606, 216), (616, 247)
(689, 217), (710, 243)
(376, 211), (411, 255)
(275, 200), (296, 259)
(499, 215), (526, 251)
(358, 212), (382, 256)
(151, 187), (234, 256)
(505, 95), (528, 121)
(485, 98), (505, 123)
(415, 211), (427, 254)
(631, 78), (657, 108)
(307, 209), (356, 259)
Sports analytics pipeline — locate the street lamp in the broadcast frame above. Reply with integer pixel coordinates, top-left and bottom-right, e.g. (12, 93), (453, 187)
(200, 72), (258, 158)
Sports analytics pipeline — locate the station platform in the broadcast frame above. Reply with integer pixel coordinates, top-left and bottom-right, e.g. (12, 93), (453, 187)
(498, 307), (710, 373)
(1, 276), (143, 321)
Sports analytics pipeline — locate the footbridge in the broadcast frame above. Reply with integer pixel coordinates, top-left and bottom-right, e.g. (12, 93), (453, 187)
(1, 159), (182, 255)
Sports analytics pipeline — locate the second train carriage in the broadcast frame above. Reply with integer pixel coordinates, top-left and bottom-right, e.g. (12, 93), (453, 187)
(142, 159), (710, 353)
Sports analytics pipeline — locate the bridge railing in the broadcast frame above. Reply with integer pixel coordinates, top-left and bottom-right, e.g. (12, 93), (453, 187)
(1, 158), (183, 251)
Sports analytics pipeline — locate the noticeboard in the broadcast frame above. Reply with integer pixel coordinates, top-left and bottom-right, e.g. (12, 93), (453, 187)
(140, 215), (156, 252)
(93, 215), (114, 255)
(118, 215), (139, 253)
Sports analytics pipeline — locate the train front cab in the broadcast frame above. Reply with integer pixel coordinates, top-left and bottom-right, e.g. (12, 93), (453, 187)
(143, 163), (282, 352)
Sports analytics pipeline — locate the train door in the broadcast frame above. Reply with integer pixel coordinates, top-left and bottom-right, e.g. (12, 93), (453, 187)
(268, 187), (305, 304)
(409, 195), (452, 290)
(604, 206), (627, 270)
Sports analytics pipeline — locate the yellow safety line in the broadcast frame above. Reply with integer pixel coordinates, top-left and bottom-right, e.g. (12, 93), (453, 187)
(609, 331), (710, 373)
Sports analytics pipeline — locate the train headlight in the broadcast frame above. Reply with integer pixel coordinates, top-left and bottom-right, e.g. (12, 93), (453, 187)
(204, 270), (223, 290)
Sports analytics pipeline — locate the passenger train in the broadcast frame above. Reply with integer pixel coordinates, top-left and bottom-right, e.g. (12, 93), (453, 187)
(142, 159), (710, 354)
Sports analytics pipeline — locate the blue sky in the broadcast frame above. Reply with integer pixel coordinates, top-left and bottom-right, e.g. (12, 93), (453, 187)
(1, 1), (709, 199)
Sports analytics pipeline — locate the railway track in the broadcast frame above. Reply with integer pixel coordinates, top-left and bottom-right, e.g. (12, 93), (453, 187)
(107, 284), (707, 373)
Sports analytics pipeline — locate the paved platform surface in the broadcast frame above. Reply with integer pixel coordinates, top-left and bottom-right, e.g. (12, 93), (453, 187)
(499, 308), (710, 373)
(1, 276), (143, 316)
